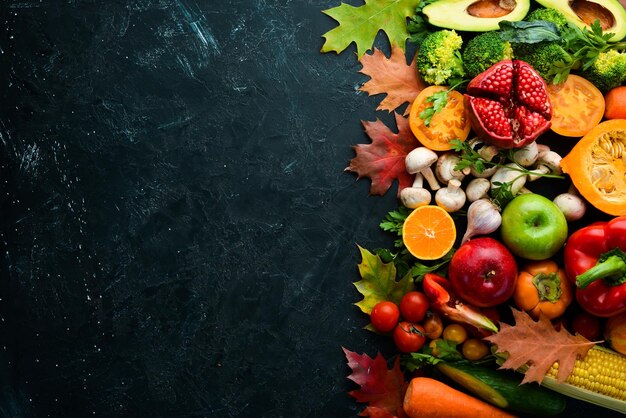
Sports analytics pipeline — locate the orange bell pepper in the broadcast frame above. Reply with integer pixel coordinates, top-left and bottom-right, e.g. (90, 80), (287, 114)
(513, 260), (573, 320)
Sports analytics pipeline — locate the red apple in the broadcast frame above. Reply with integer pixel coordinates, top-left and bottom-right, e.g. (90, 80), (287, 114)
(448, 237), (518, 307)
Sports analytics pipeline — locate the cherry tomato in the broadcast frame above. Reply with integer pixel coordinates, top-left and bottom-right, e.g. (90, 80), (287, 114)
(443, 324), (468, 345)
(462, 339), (489, 361)
(400, 291), (429, 323)
(422, 311), (443, 339)
(571, 312), (601, 341)
(393, 322), (426, 353)
(370, 301), (400, 333)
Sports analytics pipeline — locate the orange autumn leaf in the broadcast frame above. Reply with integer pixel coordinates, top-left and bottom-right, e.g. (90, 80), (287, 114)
(485, 308), (597, 384)
(359, 47), (426, 116)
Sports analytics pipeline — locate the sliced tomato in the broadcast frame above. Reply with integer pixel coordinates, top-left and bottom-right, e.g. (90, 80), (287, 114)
(408, 85), (470, 151)
(547, 74), (605, 137)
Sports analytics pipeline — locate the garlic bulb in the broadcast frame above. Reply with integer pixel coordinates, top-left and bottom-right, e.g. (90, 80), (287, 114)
(461, 199), (502, 244)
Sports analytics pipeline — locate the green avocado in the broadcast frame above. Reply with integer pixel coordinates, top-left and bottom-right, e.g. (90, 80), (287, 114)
(535, 0), (626, 41)
(423, 0), (530, 32)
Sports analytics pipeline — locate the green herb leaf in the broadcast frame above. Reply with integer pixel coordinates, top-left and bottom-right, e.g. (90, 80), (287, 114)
(490, 181), (516, 209)
(410, 248), (455, 282)
(498, 20), (561, 44)
(419, 90), (449, 127)
(407, 0), (438, 46)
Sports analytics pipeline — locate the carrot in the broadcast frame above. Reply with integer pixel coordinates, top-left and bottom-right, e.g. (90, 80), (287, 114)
(403, 377), (517, 418)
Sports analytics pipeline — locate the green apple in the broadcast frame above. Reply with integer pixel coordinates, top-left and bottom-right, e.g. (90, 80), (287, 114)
(501, 193), (568, 260)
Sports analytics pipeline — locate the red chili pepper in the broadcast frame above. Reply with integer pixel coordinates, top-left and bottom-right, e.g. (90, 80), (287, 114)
(564, 216), (626, 317)
(422, 273), (498, 332)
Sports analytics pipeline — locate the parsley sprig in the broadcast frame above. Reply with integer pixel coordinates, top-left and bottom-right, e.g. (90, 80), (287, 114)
(418, 79), (468, 127)
(451, 139), (564, 207)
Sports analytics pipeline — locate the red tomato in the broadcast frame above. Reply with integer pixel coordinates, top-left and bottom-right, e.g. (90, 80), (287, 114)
(604, 86), (626, 120)
(370, 301), (400, 333)
(393, 322), (426, 353)
(400, 291), (429, 323)
(571, 312), (601, 341)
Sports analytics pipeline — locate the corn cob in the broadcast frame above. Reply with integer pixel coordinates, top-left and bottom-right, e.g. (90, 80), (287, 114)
(541, 346), (626, 414)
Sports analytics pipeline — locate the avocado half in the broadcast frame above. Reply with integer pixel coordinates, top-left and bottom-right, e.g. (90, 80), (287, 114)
(423, 0), (530, 32)
(535, 0), (626, 41)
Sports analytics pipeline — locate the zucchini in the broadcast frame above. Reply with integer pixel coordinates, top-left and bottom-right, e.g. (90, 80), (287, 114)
(436, 361), (566, 416)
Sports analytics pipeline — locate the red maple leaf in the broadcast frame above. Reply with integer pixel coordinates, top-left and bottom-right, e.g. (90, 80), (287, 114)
(345, 113), (418, 196)
(343, 347), (409, 418)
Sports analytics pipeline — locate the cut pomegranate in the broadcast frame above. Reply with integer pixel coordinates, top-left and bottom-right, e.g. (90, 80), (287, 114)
(465, 60), (552, 149)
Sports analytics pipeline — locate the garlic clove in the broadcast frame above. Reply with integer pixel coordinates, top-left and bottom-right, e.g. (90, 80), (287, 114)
(461, 199), (502, 244)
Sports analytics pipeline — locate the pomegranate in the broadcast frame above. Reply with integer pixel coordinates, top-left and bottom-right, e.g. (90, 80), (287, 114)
(465, 60), (552, 149)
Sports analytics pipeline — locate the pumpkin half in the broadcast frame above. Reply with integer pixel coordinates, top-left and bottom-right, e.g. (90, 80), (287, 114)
(561, 119), (626, 216)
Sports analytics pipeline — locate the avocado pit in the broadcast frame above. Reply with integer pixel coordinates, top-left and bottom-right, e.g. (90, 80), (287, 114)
(571, 0), (615, 30)
(467, 0), (516, 18)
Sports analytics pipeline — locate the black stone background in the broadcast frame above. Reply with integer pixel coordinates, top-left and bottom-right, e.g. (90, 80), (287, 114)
(0, 0), (623, 417)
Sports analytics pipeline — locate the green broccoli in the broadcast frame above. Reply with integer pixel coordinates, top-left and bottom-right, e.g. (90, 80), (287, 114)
(525, 7), (569, 32)
(513, 42), (570, 82)
(581, 50), (626, 92)
(462, 32), (514, 78)
(512, 8), (572, 82)
(416, 30), (465, 85)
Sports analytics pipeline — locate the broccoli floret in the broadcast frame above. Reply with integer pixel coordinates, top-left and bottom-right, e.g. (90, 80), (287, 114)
(581, 50), (626, 92)
(462, 32), (514, 78)
(513, 42), (570, 82)
(525, 7), (569, 32)
(416, 30), (465, 85)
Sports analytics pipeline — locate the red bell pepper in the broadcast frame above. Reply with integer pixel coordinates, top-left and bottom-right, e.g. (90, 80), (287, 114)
(564, 216), (626, 317)
(423, 273), (498, 332)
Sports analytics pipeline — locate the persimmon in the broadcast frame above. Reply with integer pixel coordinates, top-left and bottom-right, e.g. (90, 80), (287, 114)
(604, 86), (626, 120)
(513, 260), (572, 320)
(547, 74), (605, 137)
(408, 85), (470, 151)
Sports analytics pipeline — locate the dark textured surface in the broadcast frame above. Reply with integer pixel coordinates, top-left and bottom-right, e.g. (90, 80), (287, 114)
(0, 1), (623, 417)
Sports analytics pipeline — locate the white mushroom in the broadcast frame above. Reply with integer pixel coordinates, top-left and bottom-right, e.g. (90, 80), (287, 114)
(527, 150), (562, 181)
(466, 178), (491, 202)
(400, 173), (432, 209)
(436, 152), (466, 184)
(435, 179), (466, 212)
(405, 147), (441, 190)
(512, 141), (539, 167)
(490, 163), (527, 195)
(467, 138), (500, 178)
(553, 192), (586, 221)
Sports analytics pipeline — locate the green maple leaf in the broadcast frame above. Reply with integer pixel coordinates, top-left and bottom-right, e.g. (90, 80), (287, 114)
(321, 0), (421, 58)
(354, 245), (414, 314)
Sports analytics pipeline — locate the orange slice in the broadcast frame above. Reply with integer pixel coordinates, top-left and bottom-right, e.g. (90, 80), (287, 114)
(402, 205), (456, 260)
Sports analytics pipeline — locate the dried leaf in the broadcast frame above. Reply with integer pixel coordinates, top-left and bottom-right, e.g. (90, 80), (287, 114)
(486, 308), (596, 384)
(343, 347), (409, 418)
(346, 113), (418, 196)
(321, 0), (420, 58)
(353, 245), (414, 315)
(359, 47), (426, 115)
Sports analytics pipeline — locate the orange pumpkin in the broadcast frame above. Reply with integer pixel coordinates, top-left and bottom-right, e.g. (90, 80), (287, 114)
(561, 119), (626, 216)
